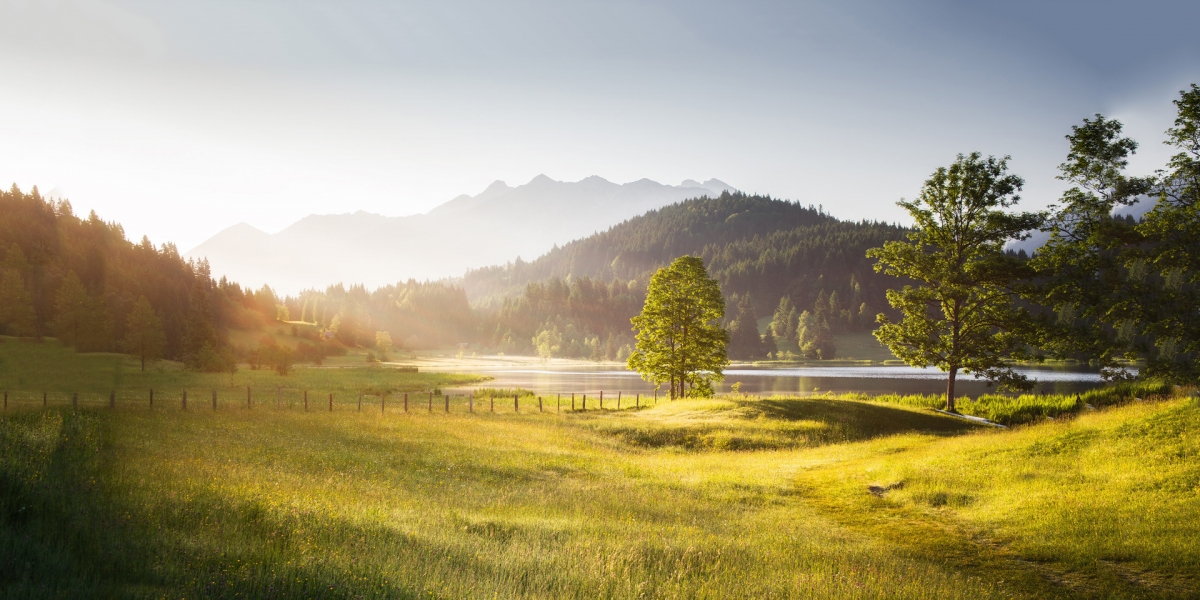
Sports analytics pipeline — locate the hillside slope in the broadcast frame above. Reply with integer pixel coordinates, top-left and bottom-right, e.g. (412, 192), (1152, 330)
(463, 192), (906, 309)
(463, 192), (908, 358)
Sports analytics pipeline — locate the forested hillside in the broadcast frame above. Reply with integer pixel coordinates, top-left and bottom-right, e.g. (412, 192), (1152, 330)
(1, 185), (908, 365)
(465, 193), (909, 359)
(0, 185), (282, 369)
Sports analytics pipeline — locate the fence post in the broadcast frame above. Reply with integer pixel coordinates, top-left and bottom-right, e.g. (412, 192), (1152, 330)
(445, 394), (449, 413)
(329, 393), (333, 412)
(600, 390), (603, 410)
(44, 391), (47, 408)
(247, 386), (252, 409)
(469, 394), (474, 413)
(636, 393), (640, 408)
(428, 392), (432, 413)
(514, 395), (519, 413)
(618, 391), (621, 410)
(557, 393), (561, 413)
(3, 391), (6, 409)
(654, 389), (657, 404)
(73, 392), (78, 410)
(539, 396), (543, 412)
(404, 393), (408, 413)
(212, 390), (217, 411)
(304, 390), (308, 411)
(490, 396), (494, 412)
(572, 393), (575, 411)
(358, 394), (362, 411)
(111, 390), (116, 409)
(583, 394), (587, 411)
(181, 390), (186, 411)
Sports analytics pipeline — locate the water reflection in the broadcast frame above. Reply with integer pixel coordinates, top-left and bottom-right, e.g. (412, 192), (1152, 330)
(436, 363), (1121, 397)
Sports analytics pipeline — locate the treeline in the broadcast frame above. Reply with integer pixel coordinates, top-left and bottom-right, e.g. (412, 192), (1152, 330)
(464, 193), (909, 359)
(0, 188), (908, 367)
(0, 186), (285, 370)
(285, 280), (476, 352)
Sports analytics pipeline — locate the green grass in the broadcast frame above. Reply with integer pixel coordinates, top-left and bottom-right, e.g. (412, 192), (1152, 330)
(0, 337), (488, 408)
(857, 380), (1176, 425)
(3, 338), (1199, 598)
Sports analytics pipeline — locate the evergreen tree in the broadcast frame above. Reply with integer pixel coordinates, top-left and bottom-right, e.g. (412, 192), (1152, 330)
(796, 309), (836, 359)
(0, 269), (37, 336)
(769, 296), (798, 342)
(124, 296), (166, 371)
(628, 256), (729, 398)
(52, 271), (90, 349)
(182, 282), (228, 371)
(728, 293), (769, 359)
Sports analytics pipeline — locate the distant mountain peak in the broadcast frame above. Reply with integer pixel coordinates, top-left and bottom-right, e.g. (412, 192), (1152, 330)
(482, 180), (511, 194)
(188, 174), (738, 293)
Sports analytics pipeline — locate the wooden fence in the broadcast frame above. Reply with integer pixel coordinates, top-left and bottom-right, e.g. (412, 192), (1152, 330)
(0, 388), (670, 414)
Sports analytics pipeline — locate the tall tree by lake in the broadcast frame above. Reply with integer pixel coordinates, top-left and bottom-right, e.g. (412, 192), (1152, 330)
(869, 153), (1044, 412)
(627, 256), (729, 398)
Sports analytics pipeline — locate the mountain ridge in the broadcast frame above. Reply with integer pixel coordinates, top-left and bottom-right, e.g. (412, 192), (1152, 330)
(186, 175), (734, 293)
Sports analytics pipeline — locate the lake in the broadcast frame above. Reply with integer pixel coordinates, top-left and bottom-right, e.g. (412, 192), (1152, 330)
(430, 362), (1121, 398)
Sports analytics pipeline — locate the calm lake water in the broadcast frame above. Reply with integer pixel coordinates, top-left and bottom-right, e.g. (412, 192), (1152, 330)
(434, 363), (1120, 398)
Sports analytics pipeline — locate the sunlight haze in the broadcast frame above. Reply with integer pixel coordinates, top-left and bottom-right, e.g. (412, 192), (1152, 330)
(1, 0), (1197, 252)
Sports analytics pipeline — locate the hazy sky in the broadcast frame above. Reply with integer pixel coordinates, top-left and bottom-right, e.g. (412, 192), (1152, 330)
(2, 0), (1198, 251)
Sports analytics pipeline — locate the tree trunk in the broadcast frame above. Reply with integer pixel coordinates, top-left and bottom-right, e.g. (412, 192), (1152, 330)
(946, 366), (958, 413)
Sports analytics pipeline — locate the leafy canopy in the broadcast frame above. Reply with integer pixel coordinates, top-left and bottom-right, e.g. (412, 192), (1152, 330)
(868, 153), (1043, 410)
(628, 256), (729, 398)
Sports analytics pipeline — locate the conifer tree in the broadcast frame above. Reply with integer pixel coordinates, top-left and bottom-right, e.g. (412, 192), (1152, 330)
(124, 296), (166, 371)
(52, 271), (90, 348)
(0, 269), (37, 336)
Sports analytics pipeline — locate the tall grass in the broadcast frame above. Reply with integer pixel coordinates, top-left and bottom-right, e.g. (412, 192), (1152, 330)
(838, 379), (1176, 426)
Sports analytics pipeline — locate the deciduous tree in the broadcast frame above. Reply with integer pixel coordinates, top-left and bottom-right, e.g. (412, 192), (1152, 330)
(869, 153), (1044, 411)
(628, 256), (729, 398)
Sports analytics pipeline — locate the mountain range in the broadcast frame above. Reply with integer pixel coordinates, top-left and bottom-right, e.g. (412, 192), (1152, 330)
(186, 176), (735, 294)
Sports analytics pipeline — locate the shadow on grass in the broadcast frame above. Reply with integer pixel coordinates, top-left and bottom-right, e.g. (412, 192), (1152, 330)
(591, 397), (978, 451)
(0, 410), (439, 598)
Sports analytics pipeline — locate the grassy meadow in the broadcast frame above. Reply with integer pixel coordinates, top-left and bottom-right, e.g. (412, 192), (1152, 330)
(2, 339), (1199, 598)
(0, 337), (487, 409)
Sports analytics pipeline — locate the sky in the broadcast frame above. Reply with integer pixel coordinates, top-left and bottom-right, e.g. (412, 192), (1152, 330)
(2, 0), (1198, 252)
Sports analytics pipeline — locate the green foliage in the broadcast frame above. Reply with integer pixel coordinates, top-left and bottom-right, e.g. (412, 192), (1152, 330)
(0, 267), (36, 337)
(1132, 84), (1200, 380)
(769, 296), (799, 342)
(1030, 114), (1151, 375)
(797, 309), (835, 359)
(628, 256), (729, 398)
(726, 293), (771, 359)
(869, 153), (1044, 410)
(123, 296), (165, 372)
(52, 270), (110, 351)
(467, 193), (907, 356)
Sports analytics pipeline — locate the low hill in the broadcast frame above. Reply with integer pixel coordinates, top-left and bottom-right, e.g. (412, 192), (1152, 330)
(462, 191), (906, 310)
(459, 192), (908, 358)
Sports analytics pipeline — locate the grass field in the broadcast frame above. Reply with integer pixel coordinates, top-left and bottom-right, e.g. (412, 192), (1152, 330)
(0, 337), (487, 409)
(2, 339), (1198, 598)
